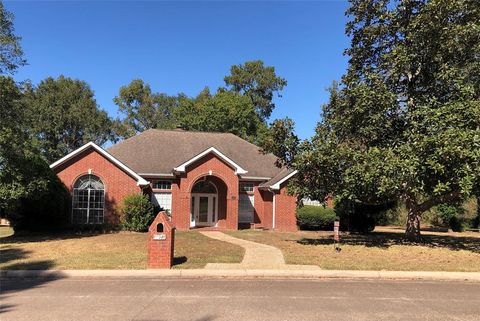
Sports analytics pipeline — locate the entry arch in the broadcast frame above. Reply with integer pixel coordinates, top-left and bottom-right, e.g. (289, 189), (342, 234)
(190, 175), (228, 228)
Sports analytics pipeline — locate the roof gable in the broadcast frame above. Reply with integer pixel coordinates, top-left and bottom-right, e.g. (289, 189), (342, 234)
(50, 142), (150, 186)
(173, 147), (248, 175)
(259, 169), (298, 190)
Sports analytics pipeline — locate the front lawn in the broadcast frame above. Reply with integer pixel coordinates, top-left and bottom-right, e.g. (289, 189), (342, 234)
(0, 227), (244, 270)
(227, 227), (480, 272)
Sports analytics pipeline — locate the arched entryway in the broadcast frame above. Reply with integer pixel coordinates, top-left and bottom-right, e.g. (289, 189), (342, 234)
(190, 176), (227, 228)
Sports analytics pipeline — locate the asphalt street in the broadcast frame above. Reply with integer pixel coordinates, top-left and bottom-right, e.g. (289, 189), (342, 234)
(1, 277), (479, 321)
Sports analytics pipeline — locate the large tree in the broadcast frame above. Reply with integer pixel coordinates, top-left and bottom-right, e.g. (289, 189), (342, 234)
(224, 60), (287, 121)
(290, 0), (480, 239)
(25, 76), (114, 163)
(0, 76), (49, 214)
(113, 79), (183, 139)
(175, 87), (262, 141)
(0, 1), (26, 74)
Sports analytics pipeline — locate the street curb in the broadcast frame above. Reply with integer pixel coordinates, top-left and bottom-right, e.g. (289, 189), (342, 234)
(1, 269), (479, 281)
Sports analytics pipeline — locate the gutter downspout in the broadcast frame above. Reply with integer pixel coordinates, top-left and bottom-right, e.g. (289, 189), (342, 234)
(272, 190), (276, 230)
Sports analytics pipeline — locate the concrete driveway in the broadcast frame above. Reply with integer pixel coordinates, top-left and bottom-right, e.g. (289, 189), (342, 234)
(1, 277), (479, 321)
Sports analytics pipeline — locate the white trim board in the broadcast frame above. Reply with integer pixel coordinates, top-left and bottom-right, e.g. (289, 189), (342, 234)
(138, 173), (175, 178)
(239, 176), (271, 181)
(49, 142), (150, 186)
(173, 147), (248, 175)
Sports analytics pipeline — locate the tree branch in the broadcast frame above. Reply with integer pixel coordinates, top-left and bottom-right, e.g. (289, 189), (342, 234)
(417, 190), (461, 212)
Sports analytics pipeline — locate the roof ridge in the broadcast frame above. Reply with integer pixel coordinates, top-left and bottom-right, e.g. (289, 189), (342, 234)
(149, 128), (234, 135)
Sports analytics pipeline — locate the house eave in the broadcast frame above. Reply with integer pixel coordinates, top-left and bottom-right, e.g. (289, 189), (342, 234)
(173, 147), (248, 176)
(50, 142), (150, 186)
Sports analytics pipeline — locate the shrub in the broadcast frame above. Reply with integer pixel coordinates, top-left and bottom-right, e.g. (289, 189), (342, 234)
(334, 200), (387, 233)
(120, 194), (154, 232)
(11, 170), (70, 232)
(435, 204), (467, 232)
(296, 205), (337, 230)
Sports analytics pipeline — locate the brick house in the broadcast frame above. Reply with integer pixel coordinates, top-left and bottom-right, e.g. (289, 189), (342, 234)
(50, 129), (298, 231)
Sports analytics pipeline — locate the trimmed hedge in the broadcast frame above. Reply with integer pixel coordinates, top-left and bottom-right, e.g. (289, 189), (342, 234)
(296, 205), (337, 230)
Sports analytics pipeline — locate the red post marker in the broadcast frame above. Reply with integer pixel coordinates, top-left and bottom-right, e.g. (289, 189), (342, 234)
(333, 220), (341, 252)
(334, 220), (340, 241)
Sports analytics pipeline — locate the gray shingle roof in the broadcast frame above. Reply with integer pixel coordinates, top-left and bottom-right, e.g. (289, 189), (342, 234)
(107, 129), (284, 178)
(258, 167), (296, 189)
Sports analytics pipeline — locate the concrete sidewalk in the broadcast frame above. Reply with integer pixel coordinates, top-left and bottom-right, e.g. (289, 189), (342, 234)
(1, 269), (479, 281)
(200, 231), (319, 270)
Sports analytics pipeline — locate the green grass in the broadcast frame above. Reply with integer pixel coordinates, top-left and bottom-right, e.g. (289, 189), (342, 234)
(0, 228), (244, 270)
(227, 226), (480, 272)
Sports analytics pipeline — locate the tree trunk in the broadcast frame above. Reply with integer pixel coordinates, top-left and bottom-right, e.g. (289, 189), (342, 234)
(405, 197), (421, 240)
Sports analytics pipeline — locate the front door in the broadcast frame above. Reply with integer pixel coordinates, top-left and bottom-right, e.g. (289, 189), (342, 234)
(191, 194), (217, 227)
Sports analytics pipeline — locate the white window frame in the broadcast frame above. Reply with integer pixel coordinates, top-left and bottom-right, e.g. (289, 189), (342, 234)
(72, 175), (105, 224)
(240, 182), (254, 193)
(153, 180), (172, 190)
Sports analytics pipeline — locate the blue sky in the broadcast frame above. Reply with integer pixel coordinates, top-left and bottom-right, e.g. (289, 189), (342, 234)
(6, 1), (350, 140)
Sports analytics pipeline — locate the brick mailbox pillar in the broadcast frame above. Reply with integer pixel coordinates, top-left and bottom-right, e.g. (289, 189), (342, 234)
(147, 211), (175, 269)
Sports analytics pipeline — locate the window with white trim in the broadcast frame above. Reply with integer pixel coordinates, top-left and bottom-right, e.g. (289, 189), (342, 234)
(239, 182), (254, 193)
(72, 175), (105, 224)
(152, 192), (172, 214)
(239, 194), (254, 223)
(153, 180), (172, 190)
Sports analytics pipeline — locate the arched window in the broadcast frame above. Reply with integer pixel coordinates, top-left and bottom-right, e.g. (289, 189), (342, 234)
(192, 180), (217, 194)
(72, 174), (105, 224)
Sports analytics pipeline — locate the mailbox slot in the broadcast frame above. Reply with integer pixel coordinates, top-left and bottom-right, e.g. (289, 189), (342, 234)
(157, 223), (164, 233)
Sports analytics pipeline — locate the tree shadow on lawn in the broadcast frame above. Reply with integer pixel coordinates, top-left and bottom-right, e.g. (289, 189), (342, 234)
(296, 231), (480, 254)
(0, 246), (57, 270)
(0, 247), (63, 315)
(0, 230), (111, 245)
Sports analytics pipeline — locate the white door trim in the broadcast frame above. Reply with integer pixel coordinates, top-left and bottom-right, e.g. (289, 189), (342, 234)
(191, 193), (218, 227)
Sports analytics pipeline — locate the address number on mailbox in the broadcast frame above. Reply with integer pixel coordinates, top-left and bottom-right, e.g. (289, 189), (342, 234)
(153, 233), (166, 241)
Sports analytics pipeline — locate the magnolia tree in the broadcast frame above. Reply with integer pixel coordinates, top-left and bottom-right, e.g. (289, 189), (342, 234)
(288, 0), (480, 239)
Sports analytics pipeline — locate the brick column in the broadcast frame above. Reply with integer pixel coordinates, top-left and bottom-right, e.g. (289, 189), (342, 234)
(147, 212), (175, 269)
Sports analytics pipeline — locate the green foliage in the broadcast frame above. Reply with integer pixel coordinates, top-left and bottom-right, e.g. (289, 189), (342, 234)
(287, 0), (480, 238)
(175, 88), (262, 142)
(334, 200), (389, 233)
(120, 194), (155, 232)
(224, 60), (287, 121)
(12, 171), (70, 231)
(0, 2), (26, 74)
(113, 79), (183, 139)
(24, 76), (114, 163)
(0, 76), (70, 230)
(296, 205), (337, 230)
(260, 117), (299, 167)
(435, 204), (469, 232)
(0, 76), (50, 214)
(113, 60), (288, 144)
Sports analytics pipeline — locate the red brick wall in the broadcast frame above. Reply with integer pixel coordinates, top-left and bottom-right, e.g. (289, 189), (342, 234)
(173, 153), (239, 230)
(252, 184), (262, 224)
(259, 190), (274, 229)
(273, 183), (298, 232)
(54, 148), (142, 224)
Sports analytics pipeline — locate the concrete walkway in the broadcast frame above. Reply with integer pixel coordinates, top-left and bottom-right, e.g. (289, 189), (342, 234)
(200, 231), (320, 270)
